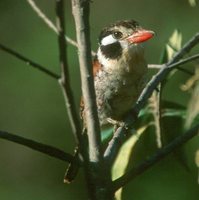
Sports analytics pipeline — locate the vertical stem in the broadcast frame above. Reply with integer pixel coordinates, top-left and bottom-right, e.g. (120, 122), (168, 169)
(71, 0), (113, 199)
(71, 0), (101, 162)
(56, 0), (83, 146)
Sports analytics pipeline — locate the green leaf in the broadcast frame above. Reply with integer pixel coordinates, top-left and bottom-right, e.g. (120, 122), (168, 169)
(185, 81), (199, 129)
(188, 0), (197, 7)
(112, 124), (151, 199)
(195, 149), (199, 168)
(166, 29), (182, 60)
(195, 149), (199, 184)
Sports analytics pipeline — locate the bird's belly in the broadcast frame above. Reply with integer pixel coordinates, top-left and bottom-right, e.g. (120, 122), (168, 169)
(95, 70), (146, 125)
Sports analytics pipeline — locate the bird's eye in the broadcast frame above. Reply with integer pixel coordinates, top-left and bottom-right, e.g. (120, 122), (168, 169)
(113, 31), (123, 39)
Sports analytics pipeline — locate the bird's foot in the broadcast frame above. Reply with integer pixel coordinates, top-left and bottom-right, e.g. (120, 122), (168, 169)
(107, 118), (125, 127)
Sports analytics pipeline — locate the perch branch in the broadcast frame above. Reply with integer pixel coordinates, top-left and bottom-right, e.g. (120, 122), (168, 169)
(56, 0), (82, 147)
(112, 122), (199, 191)
(0, 130), (76, 163)
(104, 127), (134, 166)
(0, 43), (59, 79)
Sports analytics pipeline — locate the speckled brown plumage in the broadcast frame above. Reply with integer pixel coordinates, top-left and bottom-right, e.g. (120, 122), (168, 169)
(81, 20), (154, 128)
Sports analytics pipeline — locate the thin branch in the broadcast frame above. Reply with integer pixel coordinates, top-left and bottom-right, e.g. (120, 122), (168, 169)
(0, 43), (59, 79)
(27, 0), (78, 48)
(148, 64), (194, 76)
(26, 0), (96, 56)
(134, 53), (199, 114)
(55, 0), (82, 147)
(175, 66), (194, 76)
(0, 130), (76, 163)
(112, 122), (199, 191)
(71, 0), (101, 163)
(148, 64), (164, 69)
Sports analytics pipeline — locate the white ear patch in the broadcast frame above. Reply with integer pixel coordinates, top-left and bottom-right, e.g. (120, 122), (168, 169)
(101, 35), (117, 46)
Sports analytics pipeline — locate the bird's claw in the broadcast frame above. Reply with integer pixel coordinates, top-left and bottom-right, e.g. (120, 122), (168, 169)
(107, 118), (125, 127)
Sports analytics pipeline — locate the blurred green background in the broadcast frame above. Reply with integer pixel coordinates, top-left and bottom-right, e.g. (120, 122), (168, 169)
(0, 0), (199, 199)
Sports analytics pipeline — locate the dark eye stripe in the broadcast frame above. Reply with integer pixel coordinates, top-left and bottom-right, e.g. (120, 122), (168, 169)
(100, 42), (122, 59)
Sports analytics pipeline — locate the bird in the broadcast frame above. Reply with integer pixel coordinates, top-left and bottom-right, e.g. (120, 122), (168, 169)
(64, 20), (154, 183)
(81, 19), (154, 129)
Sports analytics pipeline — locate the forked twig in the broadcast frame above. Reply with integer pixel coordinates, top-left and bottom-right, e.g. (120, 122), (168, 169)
(26, 0), (96, 56)
(27, 0), (78, 48)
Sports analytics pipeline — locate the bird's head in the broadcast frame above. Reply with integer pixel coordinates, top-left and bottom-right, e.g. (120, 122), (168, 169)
(97, 20), (154, 65)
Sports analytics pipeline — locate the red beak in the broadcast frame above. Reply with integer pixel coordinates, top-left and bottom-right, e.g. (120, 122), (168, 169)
(127, 29), (155, 44)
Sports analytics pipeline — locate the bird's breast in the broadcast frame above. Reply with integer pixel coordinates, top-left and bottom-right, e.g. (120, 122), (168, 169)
(94, 59), (147, 126)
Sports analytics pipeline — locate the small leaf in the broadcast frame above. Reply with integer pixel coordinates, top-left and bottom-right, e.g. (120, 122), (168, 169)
(185, 80), (199, 129)
(195, 149), (199, 168)
(195, 149), (199, 184)
(112, 124), (152, 199)
(166, 29), (182, 60)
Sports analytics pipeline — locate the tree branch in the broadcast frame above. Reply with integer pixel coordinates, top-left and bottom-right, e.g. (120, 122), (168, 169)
(26, 0), (96, 56)
(104, 127), (134, 166)
(148, 64), (194, 76)
(27, 0), (78, 48)
(55, 0), (83, 148)
(71, 0), (101, 163)
(0, 43), (59, 79)
(112, 122), (199, 191)
(134, 53), (199, 114)
(71, 1), (115, 199)
(0, 130), (76, 163)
